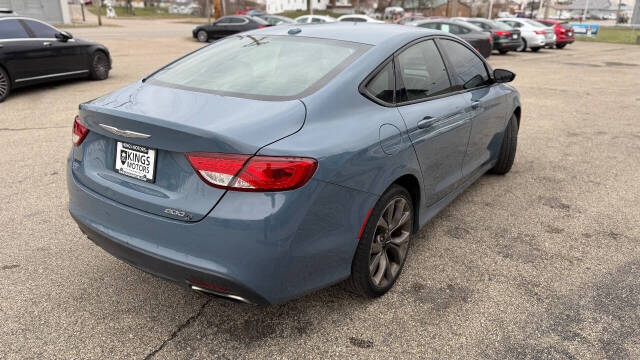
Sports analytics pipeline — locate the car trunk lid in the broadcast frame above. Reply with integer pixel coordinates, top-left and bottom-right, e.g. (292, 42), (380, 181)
(71, 82), (306, 221)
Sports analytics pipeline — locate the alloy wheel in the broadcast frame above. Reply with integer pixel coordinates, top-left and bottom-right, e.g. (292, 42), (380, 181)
(93, 53), (109, 79)
(369, 197), (412, 288)
(0, 70), (8, 99)
(197, 30), (208, 42)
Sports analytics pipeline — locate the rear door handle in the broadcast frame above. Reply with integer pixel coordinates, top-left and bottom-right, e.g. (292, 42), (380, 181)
(43, 42), (52, 47)
(470, 101), (481, 110)
(417, 116), (435, 129)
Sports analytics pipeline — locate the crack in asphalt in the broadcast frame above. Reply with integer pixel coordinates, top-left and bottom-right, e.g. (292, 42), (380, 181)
(0, 126), (68, 132)
(144, 298), (212, 360)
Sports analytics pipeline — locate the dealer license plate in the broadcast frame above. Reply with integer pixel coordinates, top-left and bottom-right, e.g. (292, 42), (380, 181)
(115, 141), (156, 183)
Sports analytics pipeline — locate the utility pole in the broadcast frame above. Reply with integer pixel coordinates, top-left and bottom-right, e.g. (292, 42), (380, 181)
(488, 0), (494, 19)
(96, 0), (102, 26)
(537, 0), (543, 18)
(213, 0), (222, 19)
(582, 0), (590, 21)
(631, 0), (640, 25)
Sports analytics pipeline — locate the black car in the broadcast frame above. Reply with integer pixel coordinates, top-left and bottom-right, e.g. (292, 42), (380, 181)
(459, 18), (522, 55)
(413, 20), (493, 58)
(0, 17), (111, 102)
(256, 14), (295, 26)
(192, 15), (270, 42)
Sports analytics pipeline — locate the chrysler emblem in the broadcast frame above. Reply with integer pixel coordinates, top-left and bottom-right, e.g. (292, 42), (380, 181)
(99, 124), (151, 139)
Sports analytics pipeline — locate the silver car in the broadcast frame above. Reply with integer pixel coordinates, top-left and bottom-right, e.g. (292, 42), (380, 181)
(496, 18), (555, 52)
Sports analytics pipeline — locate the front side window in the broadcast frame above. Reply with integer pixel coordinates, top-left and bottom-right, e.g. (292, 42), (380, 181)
(438, 39), (489, 89)
(0, 19), (30, 39)
(296, 16), (308, 23)
(365, 61), (394, 104)
(22, 20), (58, 38)
(418, 22), (438, 30)
(150, 35), (369, 100)
(311, 17), (324, 23)
(396, 39), (452, 102)
(341, 17), (366, 22)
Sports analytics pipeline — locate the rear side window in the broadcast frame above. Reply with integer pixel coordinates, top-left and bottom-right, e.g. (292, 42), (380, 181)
(150, 35), (369, 100)
(22, 20), (58, 38)
(365, 61), (394, 104)
(311, 17), (324, 23)
(0, 19), (30, 39)
(470, 21), (490, 30)
(341, 17), (366, 22)
(418, 22), (438, 30)
(396, 40), (452, 102)
(438, 39), (489, 89)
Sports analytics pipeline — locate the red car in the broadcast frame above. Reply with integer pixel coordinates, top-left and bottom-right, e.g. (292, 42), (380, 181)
(535, 19), (575, 49)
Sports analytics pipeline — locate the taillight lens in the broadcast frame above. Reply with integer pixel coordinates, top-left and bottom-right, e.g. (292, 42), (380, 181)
(186, 153), (317, 192)
(535, 29), (546, 35)
(494, 30), (511, 37)
(72, 115), (89, 146)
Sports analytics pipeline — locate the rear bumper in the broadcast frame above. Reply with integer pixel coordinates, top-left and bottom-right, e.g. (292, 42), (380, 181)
(67, 156), (376, 304)
(493, 39), (522, 51)
(75, 219), (269, 304)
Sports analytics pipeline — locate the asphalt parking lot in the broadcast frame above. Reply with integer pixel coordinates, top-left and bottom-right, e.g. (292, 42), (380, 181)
(1, 19), (640, 359)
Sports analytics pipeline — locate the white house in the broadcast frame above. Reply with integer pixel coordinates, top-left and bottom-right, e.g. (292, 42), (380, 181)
(0, 0), (71, 24)
(266, 0), (353, 14)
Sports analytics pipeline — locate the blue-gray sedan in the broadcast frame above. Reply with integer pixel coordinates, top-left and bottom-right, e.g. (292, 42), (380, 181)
(67, 23), (521, 304)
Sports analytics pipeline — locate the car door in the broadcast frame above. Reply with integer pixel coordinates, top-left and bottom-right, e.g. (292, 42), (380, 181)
(395, 38), (472, 206)
(0, 18), (52, 82)
(437, 38), (507, 177)
(21, 19), (88, 76)
(209, 17), (233, 38)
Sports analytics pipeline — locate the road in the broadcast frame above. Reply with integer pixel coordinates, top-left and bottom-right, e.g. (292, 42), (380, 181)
(1, 19), (639, 359)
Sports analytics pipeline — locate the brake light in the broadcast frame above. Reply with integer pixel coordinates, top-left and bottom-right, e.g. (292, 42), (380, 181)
(72, 115), (89, 146)
(258, 25), (266, 28)
(494, 30), (511, 37)
(535, 30), (546, 35)
(186, 153), (318, 192)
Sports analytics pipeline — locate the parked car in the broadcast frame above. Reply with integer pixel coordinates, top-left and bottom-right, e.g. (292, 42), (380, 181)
(456, 17), (522, 54)
(395, 15), (427, 24)
(0, 17), (111, 102)
(68, 23), (520, 304)
(495, 18), (555, 52)
(535, 19), (575, 48)
(294, 15), (336, 24)
(411, 19), (493, 58)
(337, 14), (384, 23)
(192, 15), (269, 42)
(257, 14), (295, 26)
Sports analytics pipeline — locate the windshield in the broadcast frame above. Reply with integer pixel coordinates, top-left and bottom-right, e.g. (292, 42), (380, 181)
(150, 35), (370, 101)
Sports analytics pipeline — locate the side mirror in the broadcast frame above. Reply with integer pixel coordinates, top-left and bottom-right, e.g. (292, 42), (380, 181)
(493, 69), (515, 83)
(55, 31), (73, 42)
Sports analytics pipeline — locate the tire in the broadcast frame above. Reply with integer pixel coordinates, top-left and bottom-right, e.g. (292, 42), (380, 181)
(89, 51), (110, 80)
(499, 49), (509, 55)
(196, 30), (209, 42)
(490, 114), (518, 175)
(0, 66), (10, 103)
(346, 184), (414, 298)
(531, 47), (541, 52)
(517, 38), (527, 52)
(556, 43), (566, 49)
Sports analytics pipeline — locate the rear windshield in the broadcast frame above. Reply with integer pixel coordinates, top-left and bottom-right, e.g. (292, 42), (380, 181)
(523, 19), (546, 27)
(150, 35), (370, 101)
(491, 21), (513, 30)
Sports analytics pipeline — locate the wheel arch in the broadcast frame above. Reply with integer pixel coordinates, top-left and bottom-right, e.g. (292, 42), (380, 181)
(390, 174), (421, 234)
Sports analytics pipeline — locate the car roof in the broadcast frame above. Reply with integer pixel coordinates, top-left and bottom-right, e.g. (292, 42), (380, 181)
(247, 22), (442, 46)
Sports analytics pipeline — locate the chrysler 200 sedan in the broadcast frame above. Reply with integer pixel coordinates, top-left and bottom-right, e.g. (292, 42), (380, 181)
(68, 23), (520, 304)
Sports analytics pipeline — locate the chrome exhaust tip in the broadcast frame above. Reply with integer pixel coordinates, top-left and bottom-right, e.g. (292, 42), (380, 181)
(190, 285), (251, 304)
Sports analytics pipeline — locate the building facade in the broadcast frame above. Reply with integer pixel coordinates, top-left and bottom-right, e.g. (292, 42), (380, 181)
(0, 0), (70, 23)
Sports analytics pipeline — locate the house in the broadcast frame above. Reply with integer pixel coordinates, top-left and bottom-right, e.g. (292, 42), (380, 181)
(0, 0), (71, 23)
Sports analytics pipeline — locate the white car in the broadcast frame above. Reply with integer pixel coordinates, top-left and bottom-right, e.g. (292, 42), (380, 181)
(337, 14), (384, 23)
(496, 18), (555, 52)
(294, 15), (336, 24)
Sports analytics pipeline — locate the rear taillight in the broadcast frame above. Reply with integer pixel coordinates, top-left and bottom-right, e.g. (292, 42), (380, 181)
(494, 30), (511, 37)
(72, 115), (89, 146)
(535, 30), (546, 35)
(258, 25), (266, 28)
(186, 153), (317, 192)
